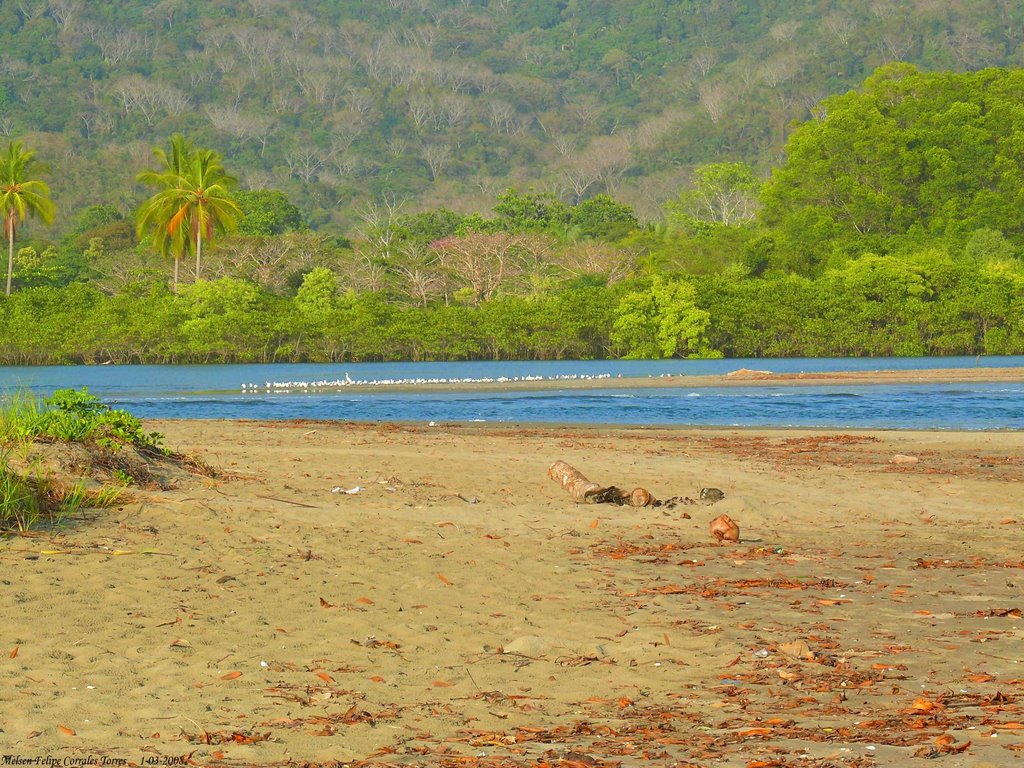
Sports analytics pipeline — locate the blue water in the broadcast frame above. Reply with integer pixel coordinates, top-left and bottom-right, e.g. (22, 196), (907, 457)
(0, 357), (1022, 430)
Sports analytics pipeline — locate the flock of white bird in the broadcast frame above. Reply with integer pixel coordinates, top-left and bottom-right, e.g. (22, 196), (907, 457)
(241, 372), (618, 392)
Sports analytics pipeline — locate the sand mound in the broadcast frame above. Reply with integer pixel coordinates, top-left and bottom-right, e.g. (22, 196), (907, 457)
(725, 367), (774, 378)
(12, 439), (215, 492)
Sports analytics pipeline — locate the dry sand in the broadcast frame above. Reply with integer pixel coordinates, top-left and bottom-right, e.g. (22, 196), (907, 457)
(2, 420), (1024, 767)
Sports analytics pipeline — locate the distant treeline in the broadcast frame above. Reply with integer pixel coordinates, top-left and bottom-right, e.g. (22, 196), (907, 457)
(2, 246), (1020, 364)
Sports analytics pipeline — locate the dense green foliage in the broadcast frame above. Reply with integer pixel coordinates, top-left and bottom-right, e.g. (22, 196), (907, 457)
(3, 29), (1024, 362)
(4, 1), (1024, 232)
(762, 65), (1024, 271)
(0, 244), (1021, 363)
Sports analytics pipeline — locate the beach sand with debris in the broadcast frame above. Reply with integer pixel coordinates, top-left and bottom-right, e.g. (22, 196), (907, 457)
(2, 419), (1023, 766)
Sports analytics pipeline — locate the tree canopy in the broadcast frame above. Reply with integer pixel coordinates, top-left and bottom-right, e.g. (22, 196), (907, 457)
(762, 65), (1024, 268)
(2, 62), (1024, 363)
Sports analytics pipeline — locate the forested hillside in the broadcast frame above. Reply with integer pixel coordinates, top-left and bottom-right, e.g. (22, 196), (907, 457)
(3, 3), (1024, 363)
(4, 0), (1024, 230)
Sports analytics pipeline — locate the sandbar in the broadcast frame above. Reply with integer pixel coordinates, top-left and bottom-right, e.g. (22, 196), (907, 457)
(244, 365), (1024, 394)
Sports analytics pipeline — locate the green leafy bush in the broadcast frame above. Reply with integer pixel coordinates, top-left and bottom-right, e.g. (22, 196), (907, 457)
(1, 388), (164, 452)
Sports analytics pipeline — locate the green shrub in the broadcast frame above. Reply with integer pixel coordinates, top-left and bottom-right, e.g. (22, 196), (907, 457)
(1, 388), (165, 452)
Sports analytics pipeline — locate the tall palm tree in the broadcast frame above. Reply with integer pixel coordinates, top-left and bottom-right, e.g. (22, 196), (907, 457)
(136, 134), (195, 293)
(175, 148), (242, 279)
(0, 141), (56, 296)
(136, 136), (241, 288)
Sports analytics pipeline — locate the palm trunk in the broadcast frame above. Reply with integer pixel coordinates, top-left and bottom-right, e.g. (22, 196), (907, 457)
(173, 253), (180, 293)
(195, 226), (202, 281)
(5, 222), (13, 297)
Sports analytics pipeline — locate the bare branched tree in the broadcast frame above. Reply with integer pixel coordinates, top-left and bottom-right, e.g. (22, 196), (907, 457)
(422, 143), (452, 181)
(285, 10), (316, 42)
(487, 100), (516, 134)
(769, 20), (802, 43)
(698, 81), (731, 123)
(113, 75), (162, 125)
(154, 82), (190, 115)
(99, 30), (149, 65)
(439, 94), (470, 128)
(689, 48), (719, 79)
(345, 88), (376, 118)
(350, 250), (389, 292)
(430, 232), (532, 304)
(942, 24), (999, 67)
(760, 55), (799, 89)
(17, 1), (47, 22)
(550, 133), (575, 158)
(393, 243), (447, 306)
(562, 161), (601, 203)
(876, 28), (916, 62)
(407, 93), (434, 131)
(143, 0), (184, 31)
(47, 0), (81, 32)
(285, 148), (325, 182)
(822, 12), (857, 46)
(297, 66), (336, 106)
(354, 195), (407, 260)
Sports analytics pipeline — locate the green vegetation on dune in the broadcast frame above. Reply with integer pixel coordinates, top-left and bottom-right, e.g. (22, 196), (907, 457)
(0, 452), (91, 534)
(0, 388), (165, 450)
(0, 389), (155, 532)
(0, 388), (218, 533)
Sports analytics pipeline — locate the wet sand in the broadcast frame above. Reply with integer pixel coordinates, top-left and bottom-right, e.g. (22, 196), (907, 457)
(2, 420), (1023, 767)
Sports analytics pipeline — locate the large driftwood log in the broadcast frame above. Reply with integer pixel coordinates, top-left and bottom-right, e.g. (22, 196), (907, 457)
(547, 460), (655, 506)
(548, 460), (606, 502)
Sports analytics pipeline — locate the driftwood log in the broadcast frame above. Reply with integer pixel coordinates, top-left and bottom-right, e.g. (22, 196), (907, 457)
(548, 460), (655, 506)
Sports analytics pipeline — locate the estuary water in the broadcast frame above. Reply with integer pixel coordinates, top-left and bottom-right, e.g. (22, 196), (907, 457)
(1, 357), (1022, 430)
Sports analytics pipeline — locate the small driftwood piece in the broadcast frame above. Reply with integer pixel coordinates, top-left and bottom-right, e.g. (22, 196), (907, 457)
(548, 460), (655, 506)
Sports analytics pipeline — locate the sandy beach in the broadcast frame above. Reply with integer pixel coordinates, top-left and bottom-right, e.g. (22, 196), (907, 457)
(2, 419), (1024, 767)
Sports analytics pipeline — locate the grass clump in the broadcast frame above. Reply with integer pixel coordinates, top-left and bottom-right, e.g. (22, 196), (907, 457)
(0, 388), (153, 533)
(0, 447), (121, 532)
(0, 388), (165, 452)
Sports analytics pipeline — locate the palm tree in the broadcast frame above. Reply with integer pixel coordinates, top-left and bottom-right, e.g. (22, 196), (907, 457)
(137, 135), (196, 293)
(136, 136), (190, 293)
(175, 147), (242, 279)
(137, 189), (191, 293)
(0, 141), (56, 296)
(136, 136), (242, 289)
